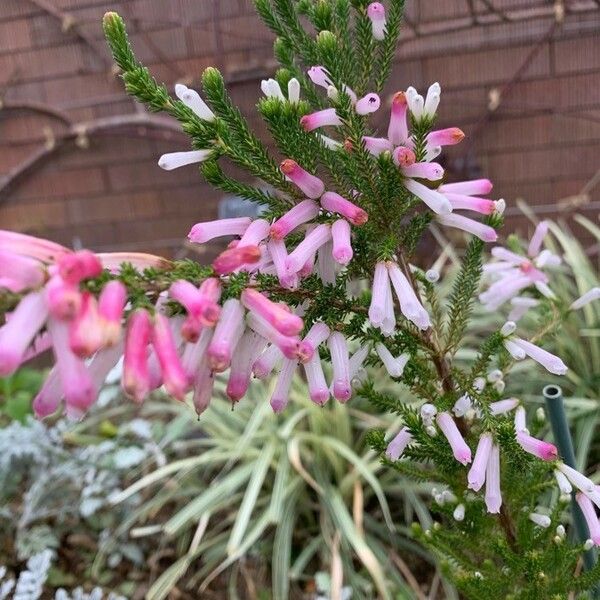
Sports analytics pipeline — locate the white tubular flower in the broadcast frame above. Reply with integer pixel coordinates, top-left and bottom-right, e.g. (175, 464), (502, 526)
(529, 513), (551, 528)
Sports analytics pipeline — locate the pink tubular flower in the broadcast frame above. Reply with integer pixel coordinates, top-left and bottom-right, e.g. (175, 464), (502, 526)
(270, 358), (298, 413)
(509, 337), (568, 375)
(489, 398), (520, 415)
(98, 280), (127, 345)
(241, 288), (303, 336)
(198, 278), (222, 325)
(386, 427), (412, 460)
(0, 250), (46, 292)
(158, 149), (211, 171)
(69, 293), (105, 358)
(405, 179), (452, 215)
(33, 367), (62, 419)
(328, 332), (351, 401)
(331, 219), (353, 265)
(303, 351), (329, 405)
(123, 309), (152, 402)
(320, 191), (368, 225)
(300, 322), (330, 363)
(355, 93), (381, 115)
(307, 66), (333, 89)
(577, 493), (600, 545)
(439, 179), (493, 197)
(188, 217), (251, 244)
(280, 159), (325, 199)
(286, 224), (332, 273)
(226, 331), (265, 401)
(0, 229), (69, 263)
(369, 262), (390, 327)
(207, 298), (245, 372)
(270, 199), (320, 239)
(152, 313), (189, 400)
(213, 245), (261, 275)
(444, 193), (496, 215)
(247, 313), (300, 359)
(57, 250), (102, 285)
(45, 276), (82, 321)
(48, 318), (96, 420)
(181, 328), (212, 380)
(253, 343), (283, 379)
(485, 444), (502, 513)
(392, 146), (416, 167)
(437, 213), (498, 242)
(300, 108), (342, 132)
(468, 432), (493, 491)
(387, 262), (431, 330)
(0, 291), (48, 376)
(238, 218), (270, 247)
(367, 2), (386, 40)
(436, 411), (472, 465)
(528, 220), (549, 258)
(388, 91), (409, 145)
(401, 162), (444, 181)
(363, 136), (394, 156)
(192, 362), (214, 416)
(267, 239), (299, 290)
(427, 127), (465, 148)
(516, 430), (558, 461)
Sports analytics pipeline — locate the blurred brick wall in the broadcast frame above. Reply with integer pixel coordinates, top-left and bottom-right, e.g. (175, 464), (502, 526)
(1, 0), (599, 257)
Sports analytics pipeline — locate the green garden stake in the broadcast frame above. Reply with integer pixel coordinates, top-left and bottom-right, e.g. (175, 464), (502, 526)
(543, 384), (599, 589)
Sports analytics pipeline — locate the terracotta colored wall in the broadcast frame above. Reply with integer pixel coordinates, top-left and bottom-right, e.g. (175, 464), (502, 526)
(1, 0), (599, 257)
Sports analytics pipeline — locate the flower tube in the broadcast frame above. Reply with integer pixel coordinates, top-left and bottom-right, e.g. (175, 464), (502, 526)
(320, 192), (368, 225)
(468, 432), (493, 491)
(367, 2), (386, 40)
(516, 430), (558, 461)
(158, 149), (211, 170)
(270, 199), (320, 239)
(241, 288), (303, 336)
(328, 332), (351, 402)
(0, 291), (48, 376)
(207, 299), (245, 372)
(331, 219), (353, 265)
(485, 444), (502, 514)
(388, 91), (409, 145)
(386, 427), (412, 460)
(152, 313), (189, 400)
(280, 159), (325, 199)
(188, 217), (251, 244)
(286, 224), (332, 273)
(303, 351), (329, 405)
(300, 108), (343, 132)
(436, 411), (472, 465)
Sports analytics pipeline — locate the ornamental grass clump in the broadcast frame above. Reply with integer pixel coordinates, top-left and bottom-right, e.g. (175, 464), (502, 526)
(0, 0), (599, 597)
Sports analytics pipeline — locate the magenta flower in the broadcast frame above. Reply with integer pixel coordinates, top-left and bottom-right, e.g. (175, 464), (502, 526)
(69, 293), (105, 358)
(387, 91), (409, 146)
(0, 249), (46, 292)
(123, 309), (152, 403)
(98, 280), (127, 346)
(152, 313), (190, 401)
(516, 430), (558, 461)
(212, 245), (261, 276)
(270, 358), (298, 413)
(241, 288), (303, 336)
(226, 331), (265, 402)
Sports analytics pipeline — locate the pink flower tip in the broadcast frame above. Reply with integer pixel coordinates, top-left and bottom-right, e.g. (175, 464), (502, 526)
(212, 245), (261, 275)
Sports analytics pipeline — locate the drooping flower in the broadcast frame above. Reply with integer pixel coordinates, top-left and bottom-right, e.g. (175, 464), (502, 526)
(516, 430), (558, 461)
(387, 261), (432, 330)
(576, 493), (600, 545)
(436, 411), (472, 465)
(485, 444), (502, 513)
(375, 342), (409, 378)
(468, 432), (493, 492)
(386, 426), (413, 460)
